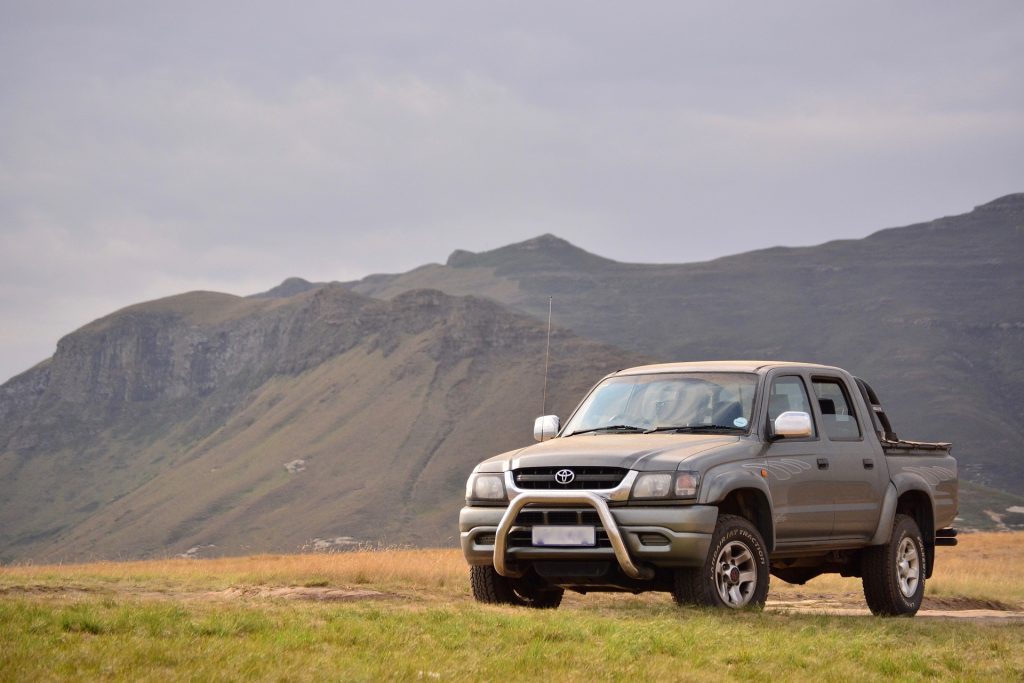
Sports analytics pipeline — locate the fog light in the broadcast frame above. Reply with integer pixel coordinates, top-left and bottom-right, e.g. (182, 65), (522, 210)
(638, 533), (670, 546)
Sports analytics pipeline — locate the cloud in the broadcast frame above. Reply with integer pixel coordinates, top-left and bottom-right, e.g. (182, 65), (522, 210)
(0, 1), (1022, 381)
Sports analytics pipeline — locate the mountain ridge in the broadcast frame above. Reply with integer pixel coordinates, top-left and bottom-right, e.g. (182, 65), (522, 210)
(347, 194), (1024, 493)
(2, 192), (1022, 561)
(0, 284), (642, 561)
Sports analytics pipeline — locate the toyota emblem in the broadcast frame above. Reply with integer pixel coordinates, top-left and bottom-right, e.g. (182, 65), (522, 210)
(554, 468), (575, 485)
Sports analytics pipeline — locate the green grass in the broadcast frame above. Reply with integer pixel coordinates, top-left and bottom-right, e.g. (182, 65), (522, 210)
(2, 597), (1023, 682)
(2, 544), (1024, 681)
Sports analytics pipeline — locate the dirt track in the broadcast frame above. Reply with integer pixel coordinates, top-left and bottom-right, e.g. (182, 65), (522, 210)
(768, 597), (1024, 620)
(5, 584), (1024, 620)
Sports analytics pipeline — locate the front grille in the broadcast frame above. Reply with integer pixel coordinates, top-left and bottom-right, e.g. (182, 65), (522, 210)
(507, 507), (613, 548)
(508, 529), (612, 548)
(514, 508), (600, 525)
(512, 467), (628, 490)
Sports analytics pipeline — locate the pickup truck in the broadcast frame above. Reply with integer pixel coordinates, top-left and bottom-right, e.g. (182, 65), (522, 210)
(459, 361), (958, 616)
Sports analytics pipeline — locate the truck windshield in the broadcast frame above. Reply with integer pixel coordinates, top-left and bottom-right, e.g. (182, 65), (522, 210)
(563, 372), (758, 436)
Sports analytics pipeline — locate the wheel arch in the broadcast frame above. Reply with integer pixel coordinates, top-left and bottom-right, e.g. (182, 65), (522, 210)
(870, 478), (937, 579)
(889, 472), (939, 538)
(895, 489), (936, 579)
(713, 487), (775, 553)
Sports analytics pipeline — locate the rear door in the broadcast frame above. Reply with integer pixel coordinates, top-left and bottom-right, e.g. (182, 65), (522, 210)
(810, 372), (888, 539)
(762, 371), (834, 543)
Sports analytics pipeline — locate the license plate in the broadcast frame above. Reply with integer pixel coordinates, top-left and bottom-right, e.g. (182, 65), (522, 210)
(531, 525), (596, 547)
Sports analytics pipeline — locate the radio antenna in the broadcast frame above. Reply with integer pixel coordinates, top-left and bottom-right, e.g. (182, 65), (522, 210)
(541, 296), (553, 415)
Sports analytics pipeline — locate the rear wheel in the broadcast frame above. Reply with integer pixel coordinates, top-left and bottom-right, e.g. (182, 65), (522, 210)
(470, 566), (563, 609)
(673, 514), (769, 609)
(862, 514), (925, 616)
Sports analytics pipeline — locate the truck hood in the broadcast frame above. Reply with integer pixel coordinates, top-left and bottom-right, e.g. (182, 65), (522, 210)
(482, 434), (742, 472)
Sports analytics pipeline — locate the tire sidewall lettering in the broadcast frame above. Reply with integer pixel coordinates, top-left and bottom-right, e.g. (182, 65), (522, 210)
(893, 526), (925, 610)
(705, 520), (767, 607)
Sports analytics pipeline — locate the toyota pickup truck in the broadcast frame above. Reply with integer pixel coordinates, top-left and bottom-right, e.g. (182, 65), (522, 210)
(460, 361), (958, 616)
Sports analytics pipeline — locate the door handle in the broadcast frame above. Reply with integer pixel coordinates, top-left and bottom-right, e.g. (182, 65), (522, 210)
(817, 458), (829, 470)
(863, 459), (874, 470)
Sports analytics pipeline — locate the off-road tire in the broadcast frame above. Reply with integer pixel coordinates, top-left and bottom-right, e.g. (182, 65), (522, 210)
(671, 568), (699, 605)
(470, 566), (563, 609)
(470, 565), (517, 604)
(510, 578), (564, 609)
(673, 514), (769, 609)
(862, 514), (926, 616)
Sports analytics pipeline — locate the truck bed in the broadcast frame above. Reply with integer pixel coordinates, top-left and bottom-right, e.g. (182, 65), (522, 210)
(880, 439), (952, 455)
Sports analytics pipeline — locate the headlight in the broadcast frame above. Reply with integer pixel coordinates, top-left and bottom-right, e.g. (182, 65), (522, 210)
(632, 473), (673, 498)
(631, 471), (701, 499)
(467, 473), (506, 501)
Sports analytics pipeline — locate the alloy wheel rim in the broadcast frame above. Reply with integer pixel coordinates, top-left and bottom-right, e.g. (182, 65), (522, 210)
(896, 537), (920, 598)
(715, 540), (757, 607)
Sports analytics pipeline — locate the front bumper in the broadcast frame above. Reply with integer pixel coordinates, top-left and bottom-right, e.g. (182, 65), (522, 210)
(460, 493), (718, 579)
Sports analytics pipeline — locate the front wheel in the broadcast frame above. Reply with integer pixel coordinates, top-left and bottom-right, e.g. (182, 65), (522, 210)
(469, 566), (563, 609)
(673, 514), (769, 609)
(862, 514), (925, 616)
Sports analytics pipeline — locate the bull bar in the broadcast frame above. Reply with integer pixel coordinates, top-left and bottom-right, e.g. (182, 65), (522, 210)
(493, 490), (655, 580)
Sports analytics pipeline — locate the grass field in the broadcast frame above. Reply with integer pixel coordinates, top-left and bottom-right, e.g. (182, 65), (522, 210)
(2, 533), (1023, 681)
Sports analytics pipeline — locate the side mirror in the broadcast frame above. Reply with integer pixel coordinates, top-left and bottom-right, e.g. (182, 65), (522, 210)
(773, 411), (813, 439)
(533, 415), (560, 442)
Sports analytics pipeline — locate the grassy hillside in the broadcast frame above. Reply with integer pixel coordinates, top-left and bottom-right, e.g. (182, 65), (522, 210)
(2, 534), (1023, 681)
(0, 287), (642, 562)
(349, 194), (1024, 494)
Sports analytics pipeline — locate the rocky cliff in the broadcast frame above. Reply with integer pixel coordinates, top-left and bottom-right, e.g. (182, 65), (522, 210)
(0, 286), (640, 561)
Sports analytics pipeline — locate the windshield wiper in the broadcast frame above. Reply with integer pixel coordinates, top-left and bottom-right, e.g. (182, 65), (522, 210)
(567, 424), (647, 436)
(644, 425), (745, 434)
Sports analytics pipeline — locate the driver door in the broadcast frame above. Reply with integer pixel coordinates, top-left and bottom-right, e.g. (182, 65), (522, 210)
(763, 373), (835, 544)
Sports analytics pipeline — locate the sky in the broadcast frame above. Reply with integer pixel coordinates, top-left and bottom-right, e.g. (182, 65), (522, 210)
(1, 1), (1023, 383)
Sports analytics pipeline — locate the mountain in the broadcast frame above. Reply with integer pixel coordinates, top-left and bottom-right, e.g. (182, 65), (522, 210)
(249, 277), (326, 299)
(349, 195), (1024, 493)
(2, 193), (1021, 562)
(0, 286), (641, 561)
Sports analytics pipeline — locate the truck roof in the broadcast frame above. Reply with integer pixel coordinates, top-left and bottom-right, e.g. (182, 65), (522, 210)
(613, 360), (845, 376)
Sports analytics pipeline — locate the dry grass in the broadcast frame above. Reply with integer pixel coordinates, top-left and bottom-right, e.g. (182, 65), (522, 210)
(0, 548), (468, 597)
(2, 532), (1021, 608)
(765, 531), (1024, 607)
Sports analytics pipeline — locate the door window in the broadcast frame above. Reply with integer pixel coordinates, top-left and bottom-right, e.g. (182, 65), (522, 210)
(812, 378), (861, 440)
(768, 375), (816, 437)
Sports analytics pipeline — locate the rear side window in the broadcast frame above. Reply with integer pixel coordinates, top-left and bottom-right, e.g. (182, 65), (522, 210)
(768, 375), (816, 437)
(812, 378), (861, 440)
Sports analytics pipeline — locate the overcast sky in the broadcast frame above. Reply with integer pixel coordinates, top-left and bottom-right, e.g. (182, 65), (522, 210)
(1, 2), (1022, 382)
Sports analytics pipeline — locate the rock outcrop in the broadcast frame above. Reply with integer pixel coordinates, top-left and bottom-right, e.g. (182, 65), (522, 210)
(0, 286), (638, 561)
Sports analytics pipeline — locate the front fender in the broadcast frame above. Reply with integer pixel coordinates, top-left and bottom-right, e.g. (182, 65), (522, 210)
(698, 463), (776, 548)
(700, 465), (773, 505)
